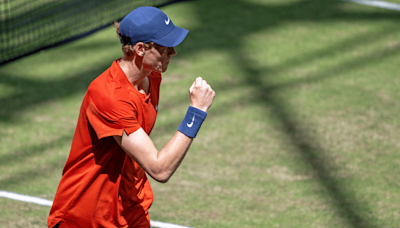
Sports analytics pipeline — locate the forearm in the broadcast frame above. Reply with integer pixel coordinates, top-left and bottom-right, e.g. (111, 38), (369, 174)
(115, 129), (194, 183)
(154, 131), (193, 182)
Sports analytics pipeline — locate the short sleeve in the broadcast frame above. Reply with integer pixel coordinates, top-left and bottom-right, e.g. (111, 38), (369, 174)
(86, 98), (141, 139)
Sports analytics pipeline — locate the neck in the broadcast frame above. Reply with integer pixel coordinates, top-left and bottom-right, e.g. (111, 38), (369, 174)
(119, 56), (151, 91)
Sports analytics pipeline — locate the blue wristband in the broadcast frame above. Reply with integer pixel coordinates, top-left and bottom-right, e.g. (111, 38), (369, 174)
(178, 106), (207, 138)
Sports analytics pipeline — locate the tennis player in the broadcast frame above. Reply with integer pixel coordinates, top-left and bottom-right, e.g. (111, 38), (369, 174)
(48, 6), (215, 228)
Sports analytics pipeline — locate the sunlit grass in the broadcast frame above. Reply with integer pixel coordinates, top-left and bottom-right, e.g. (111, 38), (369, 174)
(1, 0), (400, 227)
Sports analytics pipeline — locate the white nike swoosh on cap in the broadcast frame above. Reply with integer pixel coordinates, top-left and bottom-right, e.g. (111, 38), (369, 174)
(165, 17), (170, 25)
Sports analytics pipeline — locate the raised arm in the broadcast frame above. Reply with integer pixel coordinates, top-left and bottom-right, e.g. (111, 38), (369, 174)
(113, 77), (215, 183)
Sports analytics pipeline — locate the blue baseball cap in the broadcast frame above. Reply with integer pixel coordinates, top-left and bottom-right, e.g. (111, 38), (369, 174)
(119, 6), (189, 47)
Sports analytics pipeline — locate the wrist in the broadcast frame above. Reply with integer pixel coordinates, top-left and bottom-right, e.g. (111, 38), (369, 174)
(177, 106), (207, 138)
(191, 106), (207, 113)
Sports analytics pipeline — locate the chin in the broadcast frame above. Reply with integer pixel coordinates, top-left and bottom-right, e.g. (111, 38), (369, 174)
(154, 68), (167, 73)
(153, 64), (169, 73)
(160, 66), (169, 73)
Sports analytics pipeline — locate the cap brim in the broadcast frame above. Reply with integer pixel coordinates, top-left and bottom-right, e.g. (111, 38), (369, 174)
(152, 26), (189, 47)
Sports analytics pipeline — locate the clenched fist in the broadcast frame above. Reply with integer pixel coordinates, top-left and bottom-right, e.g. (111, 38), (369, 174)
(189, 77), (215, 112)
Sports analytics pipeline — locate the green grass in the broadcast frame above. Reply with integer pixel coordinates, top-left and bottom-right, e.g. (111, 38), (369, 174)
(1, 0), (400, 227)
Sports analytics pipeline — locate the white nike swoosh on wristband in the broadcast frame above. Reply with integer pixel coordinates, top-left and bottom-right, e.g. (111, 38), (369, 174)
(187, 114), (195, 128)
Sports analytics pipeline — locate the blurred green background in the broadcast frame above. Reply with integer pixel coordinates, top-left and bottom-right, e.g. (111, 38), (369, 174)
(0, 0), (400, 227)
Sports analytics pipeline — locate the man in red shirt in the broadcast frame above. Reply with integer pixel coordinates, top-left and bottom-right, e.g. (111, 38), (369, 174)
(48, 6), (215, 228)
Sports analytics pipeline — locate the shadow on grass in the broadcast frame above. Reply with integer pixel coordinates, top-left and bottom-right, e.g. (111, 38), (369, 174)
(173, 0), (400, 227)
(0, 134), (72, 168)
(0, 40), (118, 191)
(0, 0), (399, 226)
(0, 52), (114, 124)
(0, 135), (72, 190)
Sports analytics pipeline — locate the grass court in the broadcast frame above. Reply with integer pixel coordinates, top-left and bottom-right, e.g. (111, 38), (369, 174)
(0, 0), (400, 227)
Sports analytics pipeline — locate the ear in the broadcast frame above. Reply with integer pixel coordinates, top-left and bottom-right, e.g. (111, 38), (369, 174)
(134, 42), (146, 57)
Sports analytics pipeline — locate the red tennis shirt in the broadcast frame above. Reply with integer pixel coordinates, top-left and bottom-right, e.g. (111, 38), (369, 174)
(48, 59), (161, 228)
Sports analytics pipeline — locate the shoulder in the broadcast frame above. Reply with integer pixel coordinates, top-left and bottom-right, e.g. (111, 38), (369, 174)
(87, 68), (114, 104)
(87, 69), (138, 117)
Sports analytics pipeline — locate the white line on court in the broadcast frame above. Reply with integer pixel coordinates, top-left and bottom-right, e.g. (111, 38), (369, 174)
(0, 190), (53, 207)
(340, 0), (400, 11)
(0, 190), (192, 228)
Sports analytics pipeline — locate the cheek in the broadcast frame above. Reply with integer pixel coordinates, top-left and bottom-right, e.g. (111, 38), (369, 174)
(144, 55), (160, 67)
(145, 58), (166, 72)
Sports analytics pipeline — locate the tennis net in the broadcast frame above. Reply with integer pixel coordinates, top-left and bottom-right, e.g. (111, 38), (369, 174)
(0, 0), (176, 65)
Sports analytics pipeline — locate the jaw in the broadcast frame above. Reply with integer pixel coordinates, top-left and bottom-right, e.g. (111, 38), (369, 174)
(158, 60), (171, 73)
